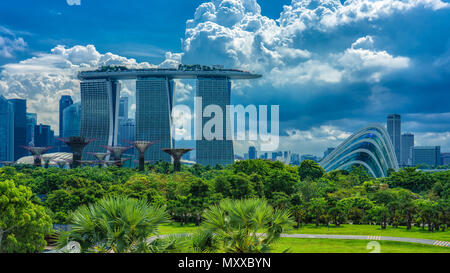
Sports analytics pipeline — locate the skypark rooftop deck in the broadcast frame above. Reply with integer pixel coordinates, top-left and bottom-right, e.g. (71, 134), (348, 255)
(78, 65), (262, 80)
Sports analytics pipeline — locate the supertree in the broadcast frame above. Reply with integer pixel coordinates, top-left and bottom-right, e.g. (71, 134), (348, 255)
(126, 140), (156, 172)
(101, 145), (133, 167)
(63, 158), (74, 169)
(56, 160), (66, 169)
(77, 160), (96, 167)
(88, 152), (109, 168)
(42, 155), (53, 169)
(57, 137), (95, 168)
(104, 160), (120, 167)
(133, 159), (153, 171)
(161, 148), (194, 172)
(21, 146), (53, 167)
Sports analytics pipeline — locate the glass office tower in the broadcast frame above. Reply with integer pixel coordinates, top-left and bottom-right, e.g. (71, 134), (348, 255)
(387, 114), (401, 164)
(26, 113), (37, 146)
(0, 95), (14, 162)
(59, 95), (73, 137)
(9, 99), (27, 160)
(80, 79), (120, 159)
(411, 146), (441, 167)
(63, 102), (81, 138)
(136, 77), (174, 162)
(400, 133), (414, 166)
(196, 77), (234, 167)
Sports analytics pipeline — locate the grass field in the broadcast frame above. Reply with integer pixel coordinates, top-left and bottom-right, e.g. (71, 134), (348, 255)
(285, 224), (450, 241)
(272, 238), (450, 253)
(157, 222), (450, 253)
(158, 222), (199, 235)
(159, 222), (450, 241)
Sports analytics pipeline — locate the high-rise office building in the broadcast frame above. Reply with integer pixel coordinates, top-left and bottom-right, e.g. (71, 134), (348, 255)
(248, 146), (257, 160)
(441, 153), (450, 166)
(34, 124), (54, 147)
(400, 133), (414, 166)
(0, 95), (14, 162)
(118, 118), (136, 156)
(78, 67), (260, 164)
(387, 114), (401, 164)
(26, 113), (37, 146)
(411, 146), (441, 167)
(196, 77), (234, 166)
(119, 97), (129, 119)
(80, 79), (120, 159)
(63, 102), (81, 138)
(136, 78), (174, 162)
(9, 99), (27, 160)
(59, 95), (73, 137)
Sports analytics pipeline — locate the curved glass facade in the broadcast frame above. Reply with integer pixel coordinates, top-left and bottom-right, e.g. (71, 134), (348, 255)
(136, 77), (174, 162)
(320, 124), (399, 178)
(196, 77), (234, 167)
(80, 79), (120, 160)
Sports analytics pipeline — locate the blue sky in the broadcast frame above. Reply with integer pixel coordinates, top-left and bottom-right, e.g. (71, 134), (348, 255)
(0, 0), (449, 156)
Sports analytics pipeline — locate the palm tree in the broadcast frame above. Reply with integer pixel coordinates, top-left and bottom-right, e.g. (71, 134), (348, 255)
(197, 198), (293, 253)
(58, 196), (171, 253)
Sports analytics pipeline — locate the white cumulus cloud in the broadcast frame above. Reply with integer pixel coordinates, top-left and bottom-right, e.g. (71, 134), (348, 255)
(66, 0), (81, 6)
(0, 44), (156, 132)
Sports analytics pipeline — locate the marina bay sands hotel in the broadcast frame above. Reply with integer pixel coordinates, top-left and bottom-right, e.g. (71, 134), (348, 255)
(78, 65), (261, 166)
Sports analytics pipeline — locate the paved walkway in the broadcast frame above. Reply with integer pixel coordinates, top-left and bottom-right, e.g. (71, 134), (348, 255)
(278, 233), (450, 247)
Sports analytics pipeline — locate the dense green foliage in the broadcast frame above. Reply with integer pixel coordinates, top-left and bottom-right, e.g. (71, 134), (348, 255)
(1, 158), (449, 251)
(196, 198), (293, 253)
(0, 179), (52, 253)
(58, 196), (171, 253)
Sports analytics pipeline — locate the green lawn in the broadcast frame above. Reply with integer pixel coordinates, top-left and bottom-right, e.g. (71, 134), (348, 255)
(286, 224), (450, 241)
(159, 222), (450, 242)
(158, 222), (450, 253)
(272, 238), (450, 253)
(158, 222), (200, 235)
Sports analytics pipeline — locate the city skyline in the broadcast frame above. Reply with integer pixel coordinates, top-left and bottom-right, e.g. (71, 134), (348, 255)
(0, 0), (449, 157)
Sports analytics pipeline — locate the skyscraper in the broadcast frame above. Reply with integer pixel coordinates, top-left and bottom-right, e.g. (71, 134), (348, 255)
(80, 79), (120, 159)
(119, 96), (129, 119)
(441, 153), (450, 166)
(26, 113), (37, 146)
(411, 146), (441, 167)
(118, 118), (136, 156)
(78, 66), (260, 164)
(0, 95), (14, 162)
(136, 78), (174, 162)
(387, 114), (401, 164)
(248, 146), (257, 160)
(400, 133), (414, 166)
(59, 95), (73, 137)
(9, 99), (27, 160)
(63, 102), (81, 138)
(196, 77), (234, 166)
(34, 124), (54, 147)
